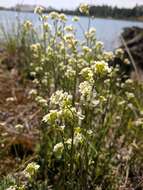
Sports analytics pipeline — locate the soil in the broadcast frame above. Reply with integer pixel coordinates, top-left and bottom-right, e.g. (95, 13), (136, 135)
(0, 64), (40, 177)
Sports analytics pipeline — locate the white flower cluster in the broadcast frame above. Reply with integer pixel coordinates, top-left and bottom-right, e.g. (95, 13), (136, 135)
(79, 81), (93, 101)
(79, 3), (90, 14)
(23, 20), (33, 30)
(50, 90), (72, 108)
(92, 61), (111, 75)
(36, 96), (47, 107)
(80, 67), (93, 81)
(72, 16), (80, 22)
(24, 162), (40, 179)
(85, 28), (96, 39)
(30, 43), (41, 53)
(34, 6), (44, 15)
(115, 48), (124, 59)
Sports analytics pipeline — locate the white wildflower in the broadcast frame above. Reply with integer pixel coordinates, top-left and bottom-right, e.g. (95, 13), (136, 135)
(24, 162), (40, 179)
(29, 89), (37, 96)
(115, 48), (124, 59)
(82, 46), (92, 54)
(42, 110), (60, 124)
(64, 25), (74, 32)
(34, 6), (44, 15)
(79, 81), (93, 100)
(80, 67), (93, 81)
(53, 142), (64, 153)
(79, 3), (90, 14)
(23, 20), (32, 30)
(124, 58), (130, 65)
(126, 92), (135, 99)
(92, 61), (111, 75)
(59, 13), (67, 22)
(72, 16), (79, 22)
(49, 11), (59, 20)
(36, 96), (47, 107)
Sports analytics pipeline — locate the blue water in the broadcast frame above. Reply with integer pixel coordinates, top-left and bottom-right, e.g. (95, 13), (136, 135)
(0, 10), (143, 50)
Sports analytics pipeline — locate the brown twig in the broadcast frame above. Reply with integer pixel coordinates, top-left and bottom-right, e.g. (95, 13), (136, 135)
(121, 35), (139, 81)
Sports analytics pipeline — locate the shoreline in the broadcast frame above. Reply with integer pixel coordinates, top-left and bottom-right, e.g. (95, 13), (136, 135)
(0, 9), (143, 23)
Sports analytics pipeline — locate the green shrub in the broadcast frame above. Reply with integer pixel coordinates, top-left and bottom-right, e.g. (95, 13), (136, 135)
(2, 4), (143, 190)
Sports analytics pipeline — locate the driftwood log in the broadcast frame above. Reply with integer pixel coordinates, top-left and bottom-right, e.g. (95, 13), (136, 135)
(120, 27), (143, 80)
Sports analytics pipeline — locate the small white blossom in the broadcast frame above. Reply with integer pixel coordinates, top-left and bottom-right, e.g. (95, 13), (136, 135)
(82, 46), (92, 54)
(53, 142), (64, 153)
(92, 61), (111, 75)
(124, 58), (130, 65)
(50, 90), (72, 108)
(49, 11), (59, 20)
(64, 25), (74, 32)
(80, 67), (93, 81)
(72, 16), (79, 22)
(42, 110), (60, 124)
(126, 92), (135, 99)
(79, 3), (90, 14)
(85, 28), (96, 38)
(24, 162), (40, 179)
(59, 13), (67, 22)
(23, 20), (32, 30)
(34, 6), (44, 15)
(115, 48), (124, 59)
(79, 81), (93, 100)
(36, 96), (47, 107)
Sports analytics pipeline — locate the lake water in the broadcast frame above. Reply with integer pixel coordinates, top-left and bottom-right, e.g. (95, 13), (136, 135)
(0, 10), (143, 51)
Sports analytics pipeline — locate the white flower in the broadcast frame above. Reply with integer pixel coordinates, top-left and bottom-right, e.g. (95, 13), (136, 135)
(64, 25), (74, 32)
(35, 66), (43, 72)
(42, 15), (49, 21)
(42, 110), (59, 124)
(50, 90), (72, 108)
(24, 162), (40, 179)
(15, 124), (24, 130)
(64, 34), (77, 47)
(30, 43), (41, 52)
(80, 67), (93, 81)
(79, 3), (90, 14)
(126, 92), (135, 99)
(124, 58), (130, 65)
(43, 23), (51, 32)
(49, 11), (59, 20)
(23, 20), (32, 30)
(125, 79), (133, 84)
(41, 79), (48, 85)
(53, 142), (64, 158)
(6, 97), (16, 102)
(134, 118), (143, 126)
(103, 51), (114, 61)
(115, 48), (124, 58)
(92, 61), (111, 75)
(74, 133), (83, 146)
(33, 79), (39, 85)
(72, 16), (79, 22)
(85, 28), (96, 38)
(118, 100), (126, 106)
(34, 6), (44, 15)
(29, 89), (37, 96)
(6, 186), (17, 190)
(59, 13), (67, 22)
(65, 66), (76, 78)
(96, 41), (104, 50)
(82, 46), (92, 54)
(36, 96), (47, 107)
(53, 142), (64, 153)
(87, 130), (93, 136)
(79, 81), (93, 100)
